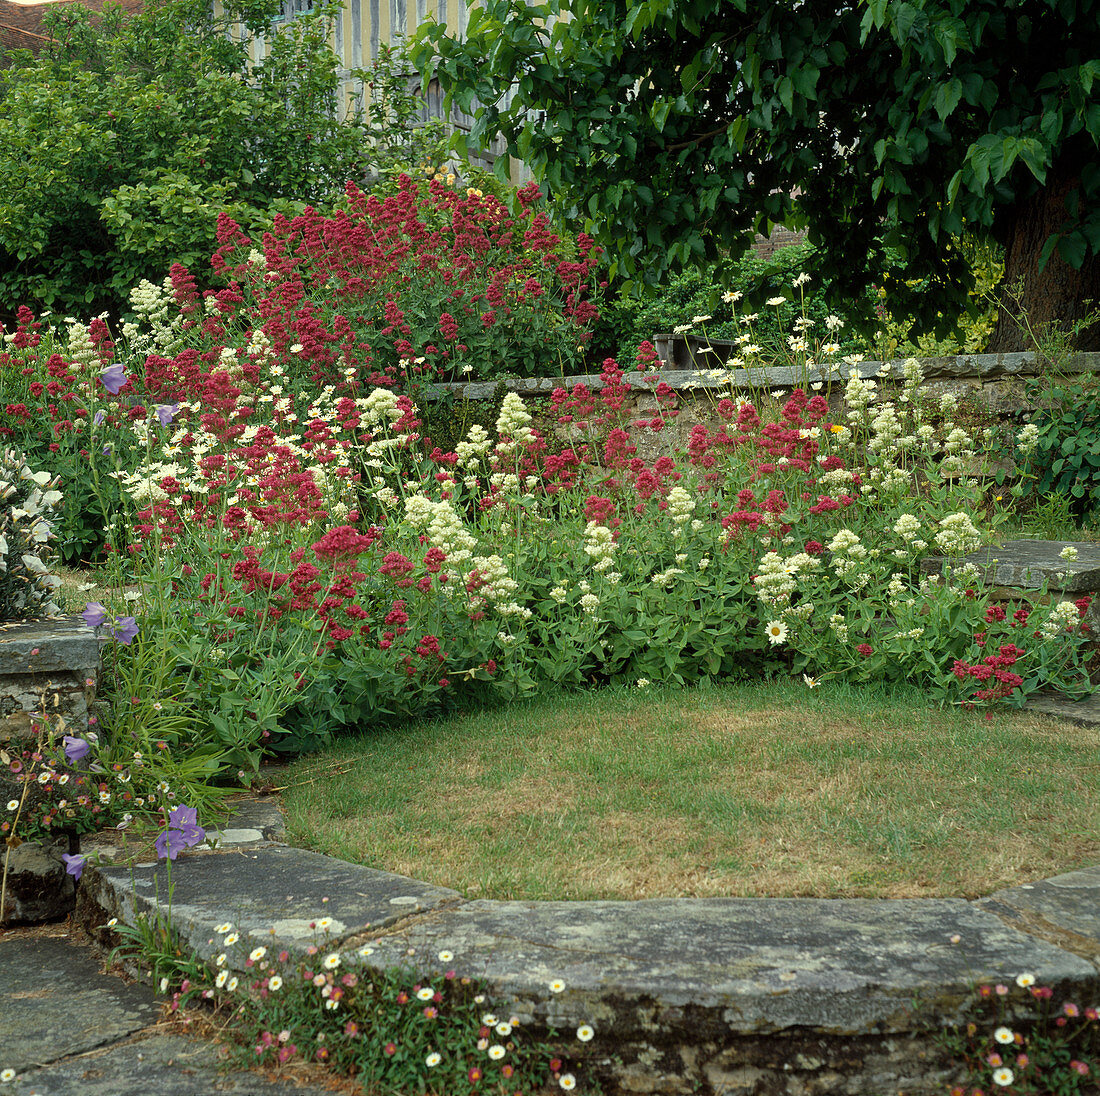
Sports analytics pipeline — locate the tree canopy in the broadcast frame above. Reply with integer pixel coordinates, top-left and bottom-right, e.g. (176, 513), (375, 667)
(415, 0), (1100, 348)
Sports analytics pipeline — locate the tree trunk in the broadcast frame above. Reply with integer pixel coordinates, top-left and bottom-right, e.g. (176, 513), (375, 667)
(986, 150), (1100, 354)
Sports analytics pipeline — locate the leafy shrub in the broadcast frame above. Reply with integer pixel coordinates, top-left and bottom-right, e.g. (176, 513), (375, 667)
(1019, 375), (1100, 521)
(595, 235), (1003, 367)
(0, 0), (445, 321)
(0, 449), (62, 620)
(2, 256), (1093, 773)
(596, 244), (869, 365)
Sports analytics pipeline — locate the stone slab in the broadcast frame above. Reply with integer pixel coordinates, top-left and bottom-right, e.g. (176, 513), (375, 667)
(80, 844), (462, 965)
(923, 539), (1100, 593)
(7, 1033), (348, 1096)
(0, 617), (99, 676)
(1026, 689), (1100, 727)
(976, 864), (1100, 964)
(350, 896), (1098, 1037)
(0, 934), (158, 1073)
(0, 838), (74, 924)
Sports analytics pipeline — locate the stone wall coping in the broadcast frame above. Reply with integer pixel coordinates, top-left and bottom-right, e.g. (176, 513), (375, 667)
(922, 540), (1100, 594)
(428, 351), (1100, 402)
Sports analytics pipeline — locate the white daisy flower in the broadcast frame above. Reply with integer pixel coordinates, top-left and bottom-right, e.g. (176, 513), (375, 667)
(577, 1024), (595, 1042)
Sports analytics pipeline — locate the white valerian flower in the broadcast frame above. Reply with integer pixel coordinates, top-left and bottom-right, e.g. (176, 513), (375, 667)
(1060, 545), (1079, 561)
(933, 513), (983, 555)
(1015, 421), (1040, 454)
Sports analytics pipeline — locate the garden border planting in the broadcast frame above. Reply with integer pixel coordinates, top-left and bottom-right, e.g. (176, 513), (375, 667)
(77, 798), (1100, 1096)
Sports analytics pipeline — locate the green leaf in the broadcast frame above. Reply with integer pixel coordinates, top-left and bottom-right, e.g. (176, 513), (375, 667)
(933, 79), (962, 121)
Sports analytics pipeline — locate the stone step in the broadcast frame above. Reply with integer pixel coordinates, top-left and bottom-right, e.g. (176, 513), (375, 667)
(74, 798), (1100, 1096)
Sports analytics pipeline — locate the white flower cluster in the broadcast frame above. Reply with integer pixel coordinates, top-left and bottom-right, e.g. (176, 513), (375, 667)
(650, 566), (684, 589)
(495, 393), (537, 456)
(456, 424), (492, 469)
(829, 613), (849, 641)
(933, 513), (983, 556)
(666, 485), (696, 533)
(404, 495), (478, 564)
(121, 276), (182, 354)
(1016, 422), (1040, 455)
(1039, 601), (1081, 640)
(469, 554), (528, 618)
(827, 529), (869, 578)
(583, 523), (616, 572)
(752, 551), (798, 604)
(64, 319), (98, 371)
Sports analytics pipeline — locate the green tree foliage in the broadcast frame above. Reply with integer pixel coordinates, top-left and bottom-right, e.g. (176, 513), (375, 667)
(0, 0), (444, 320)
(414, 0), (1100, 348)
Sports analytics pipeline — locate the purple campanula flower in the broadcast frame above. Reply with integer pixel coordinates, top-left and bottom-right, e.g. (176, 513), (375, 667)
(155, 804), (206, 861)
(110, 616), (139, 645)
(93, 410), (106, 426)
(63, 735), (90, 764)
(61, 853), (85, 880)
(82, 602), (108, 628)
(155, 403), (179, 427)
(154, 828), (186, 860)
(99, 363), (129, 395)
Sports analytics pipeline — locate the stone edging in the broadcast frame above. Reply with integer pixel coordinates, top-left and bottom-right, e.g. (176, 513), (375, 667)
(77, 799), (1100, 1095)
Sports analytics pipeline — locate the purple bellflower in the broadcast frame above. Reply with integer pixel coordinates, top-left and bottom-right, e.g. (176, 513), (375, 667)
(155, 403), (179, 427)
(155, 805), (206, 861)
(109, 616), (139, 645)
(63, 735), (90, 764)
(99, 363), (129, 395)
(61, 853), (85, 880)
(82, 602), (108, 628)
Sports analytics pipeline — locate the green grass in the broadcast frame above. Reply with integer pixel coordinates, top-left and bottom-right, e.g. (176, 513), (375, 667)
(277, 679), (1100, 901)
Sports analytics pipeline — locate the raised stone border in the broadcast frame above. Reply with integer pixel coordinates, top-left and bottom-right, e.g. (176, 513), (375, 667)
(77, 798), (1100, 1096)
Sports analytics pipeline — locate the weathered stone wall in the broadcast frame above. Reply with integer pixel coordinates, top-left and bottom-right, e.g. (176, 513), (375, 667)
(0, 616), (100, 923)
(0, 616), (99, 750)
(435, 351), (1100, 464)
